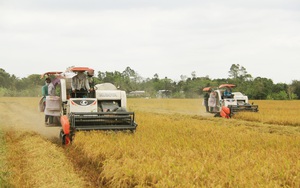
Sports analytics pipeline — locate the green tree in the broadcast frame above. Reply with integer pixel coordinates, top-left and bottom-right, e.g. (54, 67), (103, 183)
(250, 77), (274, 99)
(0, 68), (11, 88)
(291, 80), (300, 99)
(228, 64), (252, 84)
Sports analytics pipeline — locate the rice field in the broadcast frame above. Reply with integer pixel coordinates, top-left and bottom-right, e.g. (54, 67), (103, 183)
(234, 100), (300, 126)
(0, 97), (300, 187)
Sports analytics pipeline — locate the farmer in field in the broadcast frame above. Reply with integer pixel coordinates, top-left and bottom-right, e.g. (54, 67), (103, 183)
(71, 71), (91, 98)
(42, 77), (51, 124)
(87, 69), (94, 98)
(47, 77), (61, 125)
(224, 88), (232, 98)
(48, 77), (60, 96)
(208, 91), (217, 112)
(203, 90), (210, 112)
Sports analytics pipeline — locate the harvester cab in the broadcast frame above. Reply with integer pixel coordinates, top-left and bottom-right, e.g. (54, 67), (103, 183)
(206, 84), (258, 118)
(43, 67), (137, 145)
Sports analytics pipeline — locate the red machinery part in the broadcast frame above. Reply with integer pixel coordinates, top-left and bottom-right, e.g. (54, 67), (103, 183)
(220, 106), (231, 119)
(64, 135), (71, 145)
(60, 115), (70, 134)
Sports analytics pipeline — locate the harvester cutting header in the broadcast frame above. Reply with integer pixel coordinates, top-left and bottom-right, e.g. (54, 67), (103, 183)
(203, 84), (258, 118)
(41, 66), (137, 145)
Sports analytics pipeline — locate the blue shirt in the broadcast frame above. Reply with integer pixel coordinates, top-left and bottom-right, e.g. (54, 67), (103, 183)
(224, 90), (231, 97)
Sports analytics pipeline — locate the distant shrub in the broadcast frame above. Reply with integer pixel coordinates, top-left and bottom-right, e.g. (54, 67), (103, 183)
(0, 87), (41, 97)
(267, 91), (297, 100)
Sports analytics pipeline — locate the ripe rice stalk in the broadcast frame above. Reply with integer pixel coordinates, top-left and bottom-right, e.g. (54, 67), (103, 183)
(234, 100), (300, 126)
(4, 130), (87, 188)
(1, 97), (299, 187)
(71, 111), (300, 187)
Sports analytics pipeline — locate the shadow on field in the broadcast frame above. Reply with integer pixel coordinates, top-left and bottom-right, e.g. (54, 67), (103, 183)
(52, 139), (108, 188)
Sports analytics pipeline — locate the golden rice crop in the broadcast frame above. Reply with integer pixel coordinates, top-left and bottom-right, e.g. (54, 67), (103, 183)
(71, 110), (300, 187)
(234, 100), (300, 126)
(127, 98), (203, 115)
(1, 97), (300, 187)
(4, 130), (86, 188)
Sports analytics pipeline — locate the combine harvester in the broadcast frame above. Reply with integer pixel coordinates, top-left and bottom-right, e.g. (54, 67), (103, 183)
(204, 84), (258, 118)
(42, 67), (138, 145)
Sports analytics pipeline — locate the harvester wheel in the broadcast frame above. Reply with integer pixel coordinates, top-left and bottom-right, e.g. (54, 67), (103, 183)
(62, 134), (71, 145)
(60, 130), (71, 145)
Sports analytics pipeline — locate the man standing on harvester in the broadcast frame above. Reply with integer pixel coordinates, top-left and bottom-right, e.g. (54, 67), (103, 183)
(42, 77), (51, 125)
(71, 70), (90, 98)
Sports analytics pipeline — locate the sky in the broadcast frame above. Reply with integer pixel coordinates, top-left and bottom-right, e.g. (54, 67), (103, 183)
(1, 0), (300, 84)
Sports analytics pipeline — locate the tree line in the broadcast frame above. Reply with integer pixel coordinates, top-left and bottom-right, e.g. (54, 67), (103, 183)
(0, 64), (300, 100)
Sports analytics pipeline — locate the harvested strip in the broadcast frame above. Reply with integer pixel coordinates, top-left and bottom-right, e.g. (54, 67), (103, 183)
(5, 131), (86, 187)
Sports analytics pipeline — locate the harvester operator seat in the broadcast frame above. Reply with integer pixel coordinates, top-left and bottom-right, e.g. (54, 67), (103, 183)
(71, 71), (91, 98)
(223, 88), (232, 98)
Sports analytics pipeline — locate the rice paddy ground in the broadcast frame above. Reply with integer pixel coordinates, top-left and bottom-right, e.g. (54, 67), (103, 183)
(0, 97), (299, 187)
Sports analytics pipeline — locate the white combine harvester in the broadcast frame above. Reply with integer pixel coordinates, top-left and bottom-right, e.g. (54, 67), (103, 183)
(42, 67), (137, 145)
(204, 84), (258, 118)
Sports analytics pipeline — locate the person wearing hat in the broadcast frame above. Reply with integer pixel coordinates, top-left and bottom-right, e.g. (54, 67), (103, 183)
(203, 90), (210, 112)
(71, 71), (91, 98)
(46, 77), (61, 125)
(42, 77), (51, 124)
(87, 69), (95, 97)
(224, 87), (232, 98)
(208, 91), (217, 112)
(48, 77), (60, 96)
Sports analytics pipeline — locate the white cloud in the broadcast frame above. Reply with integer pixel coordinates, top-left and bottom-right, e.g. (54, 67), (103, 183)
(1, 0), (300, 83)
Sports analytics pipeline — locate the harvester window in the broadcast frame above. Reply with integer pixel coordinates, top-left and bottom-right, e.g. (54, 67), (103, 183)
(71, 71), (91, 98)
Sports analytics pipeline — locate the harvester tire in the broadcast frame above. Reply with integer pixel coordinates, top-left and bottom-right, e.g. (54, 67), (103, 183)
(62, 134), (71, 145)
(60, 130), (71, 145)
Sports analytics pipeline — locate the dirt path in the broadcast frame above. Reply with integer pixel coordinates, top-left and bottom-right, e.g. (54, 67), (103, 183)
(0, 98), (61, 140)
